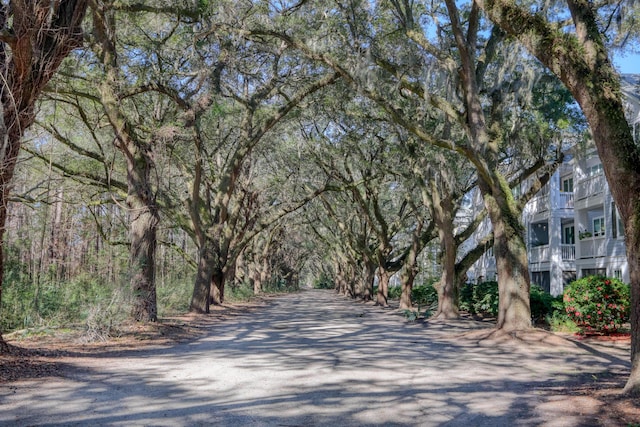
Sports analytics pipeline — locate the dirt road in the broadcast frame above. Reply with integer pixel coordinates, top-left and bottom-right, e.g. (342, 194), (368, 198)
(0, 290), (634, 426)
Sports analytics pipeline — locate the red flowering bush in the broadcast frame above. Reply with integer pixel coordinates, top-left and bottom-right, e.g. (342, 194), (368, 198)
(563, 276), (630, 334)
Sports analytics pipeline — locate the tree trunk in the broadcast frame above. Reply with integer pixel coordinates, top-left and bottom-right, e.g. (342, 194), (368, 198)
(127, 159), (159, 322)
(259, 257), (270, 292)
(251, 263), (262, 295)
(432, 190), (459, 319)
(361, 260), (376, 301)
(209, 268), (225, 305)
(190, 244), (214, 313)
(482, 178), (531, 331)
(434, 246), (458, 320)
(399, 266), (416, 310)
(93, 3), (159, 323)
(399, 221), (424, 310)
(376, 267), (391, 306)
(624, 240), (640, 395)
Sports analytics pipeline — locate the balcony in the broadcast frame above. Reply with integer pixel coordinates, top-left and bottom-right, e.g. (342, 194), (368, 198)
(529, 245), (549, 263)
(561, 244), (575, 261)
(576, 175), (605, 201)
(529, 244), (576, 263)
(579, 236), (606, 258)
(558, 192), (574, 209)
(533, 196), (549, 214)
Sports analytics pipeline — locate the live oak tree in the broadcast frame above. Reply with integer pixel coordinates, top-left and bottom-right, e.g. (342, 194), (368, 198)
(476, 0), (640, 396)
(87, 1), (183, 322)
(243, 0), (560, 330)
(172, 12), (339, 312)
(0, 0), (88, 349)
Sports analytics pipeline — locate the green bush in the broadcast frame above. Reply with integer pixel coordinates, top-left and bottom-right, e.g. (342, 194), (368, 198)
(472, 280), (500, 316)
(563, 276), (630, 334)
(313, 274), (334, 289)
(157, 278), (193, 316)
(530, 284), (562, 322)
(458, 282), (474, 313)
(411, 283), (438, 308)
(460, 281), (563, 321)
(388, 285), (402, 300)
(546, 310), (580, 333)
(227, 280), (255, 302)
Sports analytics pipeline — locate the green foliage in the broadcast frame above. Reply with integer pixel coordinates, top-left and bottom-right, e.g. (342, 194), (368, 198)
(402, 309), (419, 321)
(263, 276), (300, 294)
(530, 284), (562, 322)
(313, 274), (334, 289)
(388, 281), (438, 310)
(460, 281), (500, 316)
(546, 310), (581, 334)
(157, 278), (193, 316)
(1, 268), (128, 336)
(458, 282), (475, 313)
(388, 285), (402, 300)
(411, 283), (438, 308)
(563, 276), (630, 334)
(460, 281), (563, 321)
(227, 281), (256, 302)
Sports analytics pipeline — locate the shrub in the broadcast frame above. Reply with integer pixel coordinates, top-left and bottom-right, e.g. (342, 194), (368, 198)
(563, 276), (630, 334)
(546, 310), (580, 333)
(472, 280), (499, 316)
(313, 274), (334, 290)
(458, 282), (474, 313)
(227, 280), (255, 302)
(530, 284), (562, 322)
(388, 285), (402, 300)
(411, 283), (438, 308)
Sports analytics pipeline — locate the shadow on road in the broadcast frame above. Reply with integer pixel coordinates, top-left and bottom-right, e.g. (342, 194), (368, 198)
(0, 290), (633, 426)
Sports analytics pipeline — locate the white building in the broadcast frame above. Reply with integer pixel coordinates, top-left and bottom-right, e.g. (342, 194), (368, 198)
(466, 74), (639, 296)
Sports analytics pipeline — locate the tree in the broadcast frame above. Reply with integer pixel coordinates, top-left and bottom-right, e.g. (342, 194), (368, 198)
(0, 0), (88, 349)
(172, 7), (340, 312)
(477, 0), (640, 396)
(246, 0), (560, 330)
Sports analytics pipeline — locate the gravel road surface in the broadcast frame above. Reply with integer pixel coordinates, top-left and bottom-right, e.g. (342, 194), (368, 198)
(0, 289), (631, 426)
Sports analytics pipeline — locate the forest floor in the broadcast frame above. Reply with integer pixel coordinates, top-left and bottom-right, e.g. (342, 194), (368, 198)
(1, 290), (639, 426)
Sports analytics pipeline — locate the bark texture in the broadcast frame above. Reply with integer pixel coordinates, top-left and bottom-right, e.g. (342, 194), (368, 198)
(444, 0), (532, 330)
(431, 183), (459, 319)
(190, 244), (214, 313)
(375, 267), (391, 306)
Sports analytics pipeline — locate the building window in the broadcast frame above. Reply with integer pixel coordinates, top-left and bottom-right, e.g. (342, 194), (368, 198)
(561, 177), (574, 193)
(563, 225), (575, 245)
(530, 222), (549, 247)
(614, 269), (622, 279)
(588, 163), (603, 177)
(611, 202), (625, 239)
(531, 271), (551, 293)
(593, 216), (605, 237)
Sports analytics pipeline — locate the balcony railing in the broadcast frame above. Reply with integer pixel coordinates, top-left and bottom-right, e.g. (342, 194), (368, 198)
(576, 175), (605, 201)
(558, 192), (574, 209)
(534, 196), (549, 213)
(561, 244), (576, 261)
(579, 236), (606, 258)
(529, 244), (549, 263)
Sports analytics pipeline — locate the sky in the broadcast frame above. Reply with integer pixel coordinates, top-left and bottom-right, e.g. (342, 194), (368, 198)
(614, 52), (639, 74)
